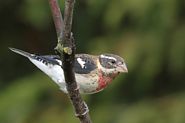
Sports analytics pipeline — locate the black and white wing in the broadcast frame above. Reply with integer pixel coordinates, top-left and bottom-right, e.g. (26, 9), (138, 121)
(9, 48), (65, 90)
(9, 47), (62, 66)
(74, 54), (97, 74)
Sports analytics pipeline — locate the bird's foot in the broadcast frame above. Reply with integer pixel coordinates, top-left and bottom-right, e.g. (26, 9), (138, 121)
(75, 101), (89, 117)
(74, 85), (80, 91)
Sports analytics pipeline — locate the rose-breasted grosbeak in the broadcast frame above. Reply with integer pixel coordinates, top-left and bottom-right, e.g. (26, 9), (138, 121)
(10, 48), (128, 94)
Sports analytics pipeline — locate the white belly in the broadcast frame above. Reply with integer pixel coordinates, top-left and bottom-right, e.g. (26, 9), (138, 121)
(75, 74), (99, 94)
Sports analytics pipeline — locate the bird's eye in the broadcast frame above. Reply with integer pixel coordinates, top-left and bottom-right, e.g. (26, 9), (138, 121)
(111, 60), (116, 64)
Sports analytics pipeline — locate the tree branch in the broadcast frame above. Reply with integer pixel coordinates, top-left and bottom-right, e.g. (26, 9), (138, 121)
(48, 0), (64, 39)
(48, 0), (92, 123)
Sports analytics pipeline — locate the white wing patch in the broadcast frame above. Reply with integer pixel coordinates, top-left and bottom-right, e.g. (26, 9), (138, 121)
(55, 59), (62, 66)
(77, 58), (86, 69)
(100, 55), (117, 61)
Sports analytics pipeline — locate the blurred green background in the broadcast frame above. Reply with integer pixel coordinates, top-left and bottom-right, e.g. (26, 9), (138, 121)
(0, 0), (185, 123)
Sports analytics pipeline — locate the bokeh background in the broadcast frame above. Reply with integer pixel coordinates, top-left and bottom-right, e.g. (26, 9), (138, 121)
(0, 0), (185, 123)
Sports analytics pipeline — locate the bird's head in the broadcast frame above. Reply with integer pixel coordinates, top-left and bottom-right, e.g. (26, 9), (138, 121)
(98, 54), (128, 76)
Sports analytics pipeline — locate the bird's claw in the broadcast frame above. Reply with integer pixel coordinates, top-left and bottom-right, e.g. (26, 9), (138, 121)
(74, 85), (80, 91)
(75, 102), (89, 117)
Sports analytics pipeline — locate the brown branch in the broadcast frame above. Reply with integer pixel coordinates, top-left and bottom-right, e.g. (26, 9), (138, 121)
(48, 0), (92, 123)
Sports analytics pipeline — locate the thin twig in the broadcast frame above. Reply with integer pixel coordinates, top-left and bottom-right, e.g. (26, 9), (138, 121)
(48, 0), (92, 123)
(48, 0), (64, 39)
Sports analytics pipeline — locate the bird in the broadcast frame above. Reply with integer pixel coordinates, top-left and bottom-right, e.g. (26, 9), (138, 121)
(9, 47), (128, 94)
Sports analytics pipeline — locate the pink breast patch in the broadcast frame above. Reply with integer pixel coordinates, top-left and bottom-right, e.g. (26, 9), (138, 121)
(96, 72), (113, 91)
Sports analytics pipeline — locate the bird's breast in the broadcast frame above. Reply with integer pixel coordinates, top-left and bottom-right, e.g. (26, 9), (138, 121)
(75, 73), (99, 94)
(96, 71), (118, 92)
(96, 75), (113, 92)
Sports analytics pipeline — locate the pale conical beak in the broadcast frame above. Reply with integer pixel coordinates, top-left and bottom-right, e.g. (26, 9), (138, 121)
(116, 63), (128, 73)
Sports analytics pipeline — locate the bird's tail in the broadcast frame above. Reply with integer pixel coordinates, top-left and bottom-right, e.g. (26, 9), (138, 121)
(9, 47), (33, 58)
